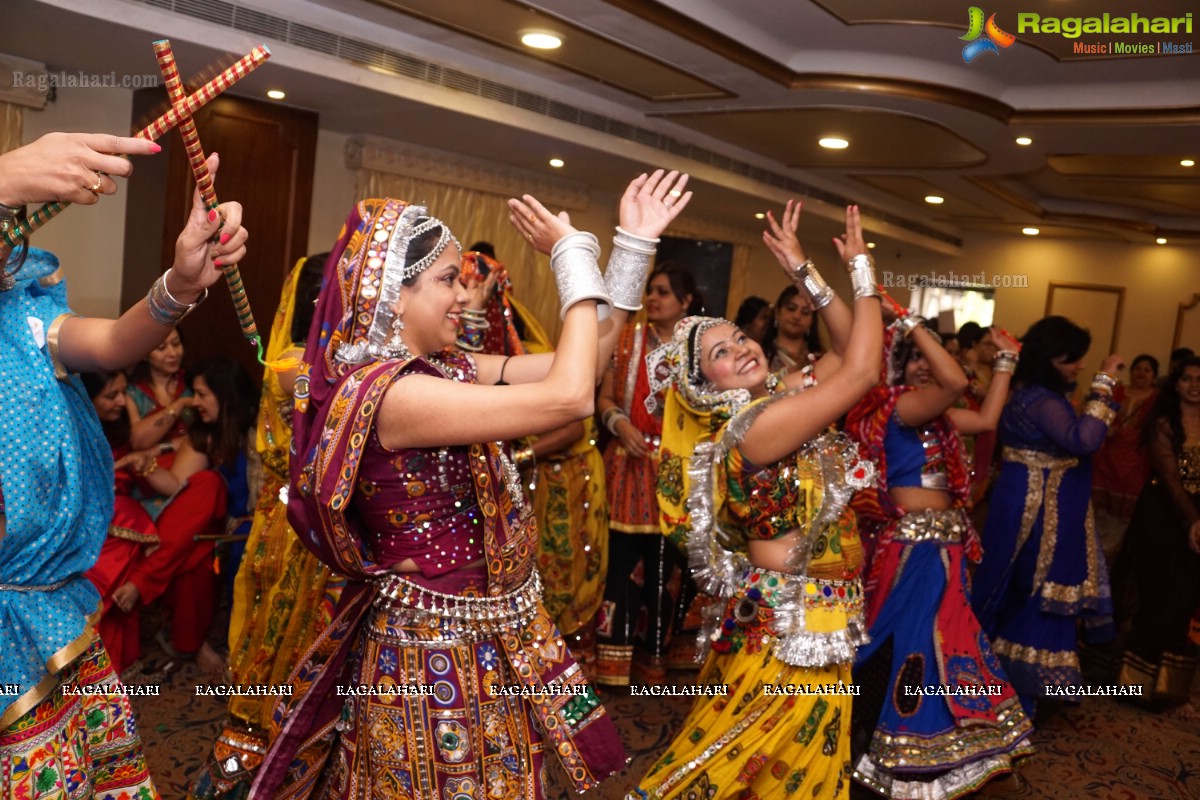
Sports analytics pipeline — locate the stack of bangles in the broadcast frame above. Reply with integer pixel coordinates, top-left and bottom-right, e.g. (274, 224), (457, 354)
(878, 290), (924, 338)
(788, 253), (879, 310)
(992, 349), (1020, 374)
(455, 307), (490, 352)
(147, 268), (207, 325)
(1091, 371), (1118, 395)
(601, 407), (629, 436)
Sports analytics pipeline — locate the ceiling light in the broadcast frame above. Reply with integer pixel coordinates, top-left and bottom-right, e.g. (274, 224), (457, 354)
(548, 158), (564, 168)
(818, 137), (849, 149)
(1015, 136), (1033, 146)
(754, 212), (765, 219)
(521, 31), (562, 49)
(266, 89), (285, 100)
(1182, 159), (1196, 167)
(924, 195), (944, 205)
(867, 242), (876, 249)
(1022, 227), (1040, 236)
(1156, 237), (1168, 244)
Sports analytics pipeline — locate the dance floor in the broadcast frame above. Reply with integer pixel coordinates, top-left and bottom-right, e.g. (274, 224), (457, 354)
(126, 622), (1200, 799)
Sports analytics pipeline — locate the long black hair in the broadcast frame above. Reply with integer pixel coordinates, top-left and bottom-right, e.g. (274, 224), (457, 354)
(186, 357), (258, 467)
(291, 252), (328, 345)
(81, 369), (130, 447)
(762, 285), (822, 367)
(1013, 315), (1091, 394)
(1141, 356), (1200, 452)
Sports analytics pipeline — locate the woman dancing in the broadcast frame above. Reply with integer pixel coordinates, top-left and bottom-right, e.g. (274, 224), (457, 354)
(843, 302), (1033, 798)
(629, 202), (881, 800)
(252, 169), (690, 799)
(972, 316), (1122, 718)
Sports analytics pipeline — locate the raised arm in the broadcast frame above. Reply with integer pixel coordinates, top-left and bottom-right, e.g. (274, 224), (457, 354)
(762, 200), (852, 380)
(57, 154), (248, 372)
(380, 204), (603, 449)
(894, 325), (970, 427)
(740, 226), (882, 465)
(475, 169), (692, 388)
(948, 328), (1018, 435)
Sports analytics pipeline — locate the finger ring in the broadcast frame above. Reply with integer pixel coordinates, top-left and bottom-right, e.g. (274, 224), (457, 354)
(89, 172), (103, 194)
(669, 189), (682, 197)
(526, 232), (533, 241)
(527, 213), (536, 223)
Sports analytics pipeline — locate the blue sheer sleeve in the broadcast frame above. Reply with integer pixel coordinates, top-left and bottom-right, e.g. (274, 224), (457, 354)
(1026, 392), (1110, 456)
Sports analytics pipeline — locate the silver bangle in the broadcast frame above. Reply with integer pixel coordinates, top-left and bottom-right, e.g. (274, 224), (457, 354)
(147, 269), (207, 325)
(791, 260), (834, 310)
(847, 254), (879, 300)
(895, 315), (923, 338)
(550, 231), (611, 320)
(604, 226), (659, 312)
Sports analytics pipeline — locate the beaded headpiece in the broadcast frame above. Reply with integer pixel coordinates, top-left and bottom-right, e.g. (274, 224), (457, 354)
(645, 315), (753, 416)
(333, 201), (459, 365)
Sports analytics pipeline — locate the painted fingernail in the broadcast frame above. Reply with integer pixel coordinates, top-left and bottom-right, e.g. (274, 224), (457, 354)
(220, 233), (230, 245)
(149, 143), (162, 153)
(208, 210), (218, 222)
(213, 258), (222, 267)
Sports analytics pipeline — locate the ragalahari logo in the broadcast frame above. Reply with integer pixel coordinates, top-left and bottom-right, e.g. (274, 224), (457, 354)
(960, 7), (1017, 62)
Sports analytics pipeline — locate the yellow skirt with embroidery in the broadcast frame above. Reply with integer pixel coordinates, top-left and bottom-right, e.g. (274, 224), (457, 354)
(533, 433), (608, 635)
(630, 568), (861, 800)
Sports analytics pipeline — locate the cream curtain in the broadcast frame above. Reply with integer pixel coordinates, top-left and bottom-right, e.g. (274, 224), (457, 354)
(357, 169), (563, 338)
(0, 102), (21, 155)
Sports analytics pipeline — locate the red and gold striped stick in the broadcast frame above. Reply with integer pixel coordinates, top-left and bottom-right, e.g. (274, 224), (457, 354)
(0, 45), (270, 251)
(153, 39), (260, 347)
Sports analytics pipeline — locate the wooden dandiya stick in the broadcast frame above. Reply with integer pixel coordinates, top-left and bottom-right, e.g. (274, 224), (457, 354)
(153, 38), (262, 351)
(0, 45), (270, 251)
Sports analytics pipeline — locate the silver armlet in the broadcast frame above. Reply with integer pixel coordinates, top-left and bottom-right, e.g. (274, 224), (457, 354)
(603, 226), (658, 311)
(847, 254), (879, 300)
(550, 231), (611, 320)
(792, 260), (834, 310)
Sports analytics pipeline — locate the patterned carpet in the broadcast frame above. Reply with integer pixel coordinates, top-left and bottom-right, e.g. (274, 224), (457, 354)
(125, 629), (1200, 800)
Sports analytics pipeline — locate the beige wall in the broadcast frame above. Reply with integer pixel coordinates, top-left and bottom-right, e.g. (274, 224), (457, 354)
(22, 87), (133, 318)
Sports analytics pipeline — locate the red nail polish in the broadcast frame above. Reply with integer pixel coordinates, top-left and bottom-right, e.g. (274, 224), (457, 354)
(149, 143), (162, 153)
(220, 233), (230, 245)
(213, 258), (222, 267)
(208, 210), (218, 222)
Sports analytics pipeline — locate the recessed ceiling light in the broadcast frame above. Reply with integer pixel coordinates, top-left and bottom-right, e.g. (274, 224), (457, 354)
(521, 31), (562, 49)
(754, 212), (765, 219)
(1182, 159), (1196, 167)
(867, 242), (876, 249)
(1156, 237), (1168, 244)
(818, 137), (849, 149)
(1022, 227), (1040, 236)
(924, 195), (944, 205)
(266, 89), (285, 100)
(1015, 136), (1033, 146)
(548, 158), (564, 168)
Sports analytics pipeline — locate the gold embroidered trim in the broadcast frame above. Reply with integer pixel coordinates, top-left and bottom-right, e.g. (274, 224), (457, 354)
(991, 637), (1079, 669)
(0, 605), (101, 730)
(1083, 399), (1116, 425)
(109, 525), (159, 545)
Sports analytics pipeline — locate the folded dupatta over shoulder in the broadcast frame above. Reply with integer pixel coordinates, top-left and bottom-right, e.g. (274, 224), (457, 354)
(251, 199), (623, 799)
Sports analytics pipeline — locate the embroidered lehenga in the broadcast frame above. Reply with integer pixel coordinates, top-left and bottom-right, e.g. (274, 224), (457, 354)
(251, 199), (623, 799)
(845, 377), (1032, 799)
(630, 348), (871, 800)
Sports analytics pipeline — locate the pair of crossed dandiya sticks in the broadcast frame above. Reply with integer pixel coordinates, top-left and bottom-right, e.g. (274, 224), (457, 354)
(2, 41), (272, 359)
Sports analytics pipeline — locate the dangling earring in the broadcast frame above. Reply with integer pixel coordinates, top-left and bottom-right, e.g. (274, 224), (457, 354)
(386, 314), (413, 361)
